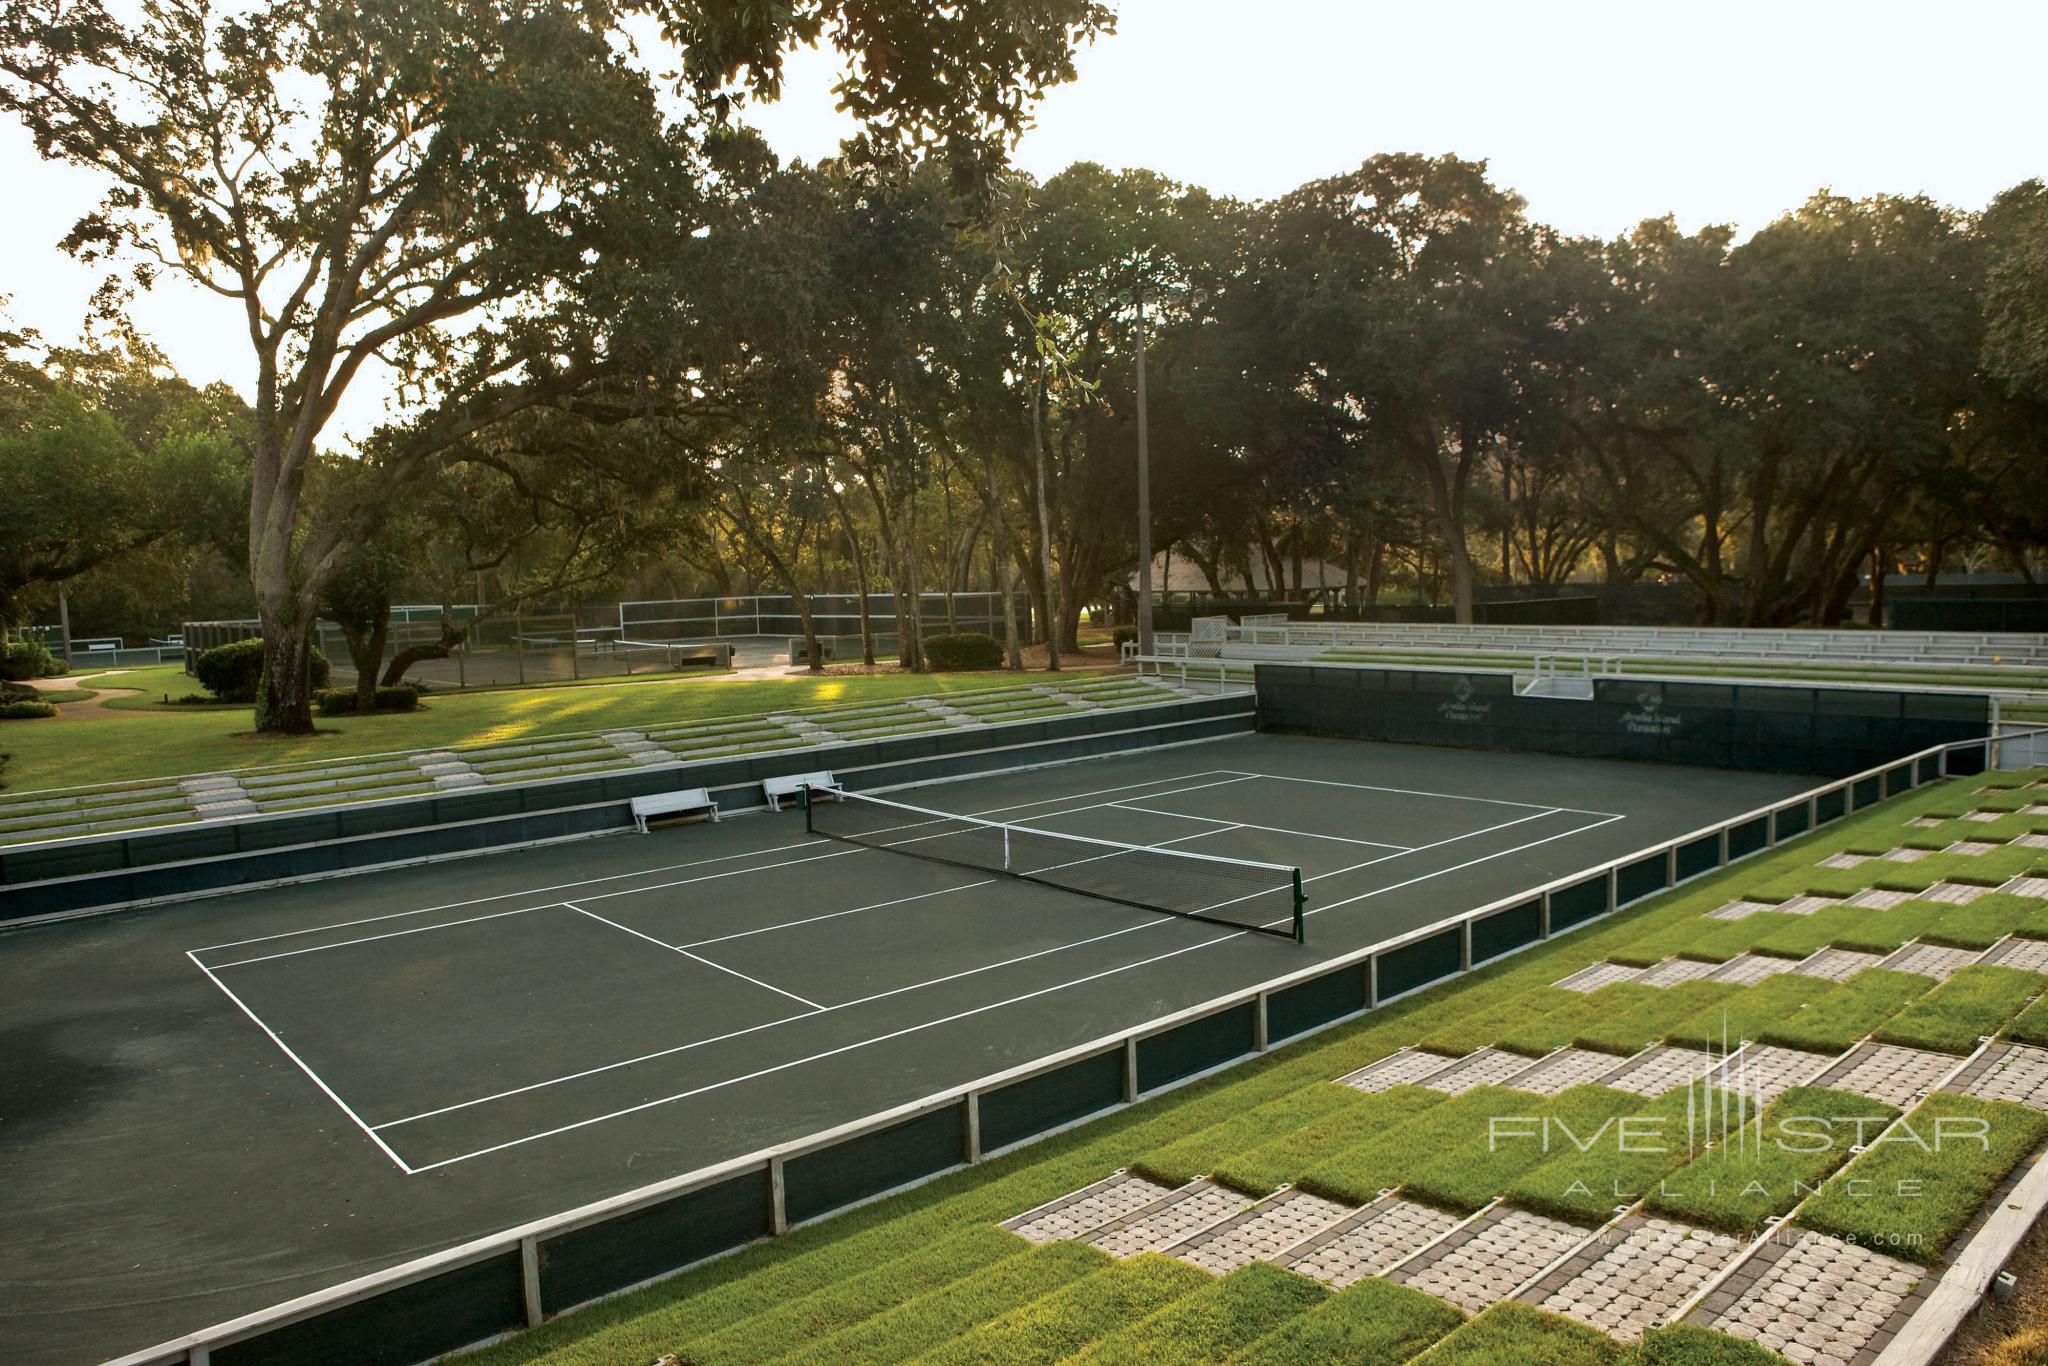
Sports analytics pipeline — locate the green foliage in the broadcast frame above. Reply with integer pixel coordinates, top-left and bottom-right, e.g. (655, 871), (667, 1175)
(922, 632), (1004, 671)
(1413, 1302), (1621, 1365)
(0, 638), (59, 680)
(914, 1254), (1208, 1365)
(1221, 1277), (1461, 1365)
(0, 700), (57, 719)
(1798, 1093), (2048, 1262)
(1112, 626), (1137, 646)
(1871, 965), (2043, 1054)
(1642, 1086), (1896, 1234)
(194, 638), (330, 704)
(1623, 1325), (1786, 1365)
(1074, 1262), (1327, 1364)
(313, 685), (421, 717)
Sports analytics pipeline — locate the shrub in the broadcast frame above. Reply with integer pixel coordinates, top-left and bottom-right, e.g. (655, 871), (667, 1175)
(0, 700), (58, 720)
(313, 685), (421, 716)
(195, 637), (330, 702)
(1113, 625), (1138, 646)
(0, 638), (60, 680)
(922, 631), (1002, 671)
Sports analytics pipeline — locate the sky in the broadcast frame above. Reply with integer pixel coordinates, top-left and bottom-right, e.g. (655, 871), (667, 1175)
(2, 0), (2041, 441)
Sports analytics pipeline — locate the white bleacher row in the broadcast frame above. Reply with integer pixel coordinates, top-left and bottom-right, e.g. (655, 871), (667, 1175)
(1156, 621), (2048, 670)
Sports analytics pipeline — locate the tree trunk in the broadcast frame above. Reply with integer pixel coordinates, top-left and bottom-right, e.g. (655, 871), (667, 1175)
(253, 602), (318, 735)
(1031, 368), (1060, 673)
(344, 615), (388, 712)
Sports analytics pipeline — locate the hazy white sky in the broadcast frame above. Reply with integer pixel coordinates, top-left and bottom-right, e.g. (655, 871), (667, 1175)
(2, 0), (2041, 440)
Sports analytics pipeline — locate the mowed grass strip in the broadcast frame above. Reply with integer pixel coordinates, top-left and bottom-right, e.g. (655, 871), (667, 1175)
(1213, 1087), (1446, 1196)
(1411, 1301), (1620, 1365)
(2002, 992), (2048, 1047)
(1569, 981), (1740, 1057)
(1661, 973), (1840, 1051)
(1871, 965), (2044, 1054)
(1507, 1085), (1750, 1225)
(1499, 984), (1670, 1055)
(1919, 893), (2048, 948)
(1297, 1086), (1540, 1206)
(1071, 1262), (1327, 1364)
(768, 1240), (1108, 1366)
(1642, 1086), (1896, 1235)
(1624, 1323), (1787, 1364)
(1222, 1277), (1463, 1365)
(1403, 1086), (1642, 1214)
(1416, 989), (1575, 1056)
(680, 1225), (1028, 1365)
(908, 1253), (1208, 1365)
(1752, 968), (1933, 1052)
(1797, 1093), (2048, 1263)
(1133, 1084), (1360, 1187)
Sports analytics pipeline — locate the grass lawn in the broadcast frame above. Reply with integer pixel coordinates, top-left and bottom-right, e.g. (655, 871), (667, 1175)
(1076, 1262), (1329, 1365)
(1870, 965), (2045, 1054)
(1223, 1278), (1461, 1364)
(1412, 1302), (1620, 1365)
(1642, 1086), (1896, 1234)
(1752, 969), (1933, 1052)
(1797, 1093), (2048, 1263)
(1506, 1084), (1749, 1225)
(0, 669), (1047, 792)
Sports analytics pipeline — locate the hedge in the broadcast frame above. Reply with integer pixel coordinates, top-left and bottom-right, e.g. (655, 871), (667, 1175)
(194, 637), (331, 703)
(0, 639), (63, 681)
(314, 685), (421, 716)
(0, 700), (58, 720)
(923, 632), (1003, 671)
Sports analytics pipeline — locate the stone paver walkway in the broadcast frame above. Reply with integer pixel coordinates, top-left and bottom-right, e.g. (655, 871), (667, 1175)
(1522, 1214), (1744, 1343)
(1685, 1230), (1927, 1364)
(1275, 1196), (1461, 1289)
(1980, 936), (2048, 974)
(1846, 887), (1914, 910)
(1707, 1046), (1834, 1107)
(1388, 1205), (1590, 1315)
(1424, 1048), (1540, 1094)
(1556, 962), (1644, 992)
(1337, 1050), (1459, 1093)
(1001, 1171), (1174, 1243)
(1708, 899), (1781, 922)
(1502, 1048), (1627, 1096)
(2008, 876), (2048, 899)
(1085, 1179), (1248, 1257)
(1707, 953), (1802, 986)
(1167, 1187), (1353, 1275)
(1877, 941), (1983, 981)
(1600, 1046), (1720, 1097)
(1813, 1042), (1962, 1108)
(1947, 1042), (2048, 1112)
(1792, 947), (1888, 981)
(1921, 880), (1991, 904)
(1634, 957), (1722, 988)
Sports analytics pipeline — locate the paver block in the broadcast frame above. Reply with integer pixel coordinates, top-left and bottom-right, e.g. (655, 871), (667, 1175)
(1002, 1171), (1175, 1243)
(1905, 816), (1944, 829)
(1168, 1187), (1354, 1274)
(1964, 811), (2004, 822)
(1523, 1214), (1744, 1343)
(1846, 888), (1914, 910)
(2014, 832), (2048, 850)
(1880, 847), (1932, 863)
(1946, 1042), (2048, 1112)
(1337, 1050), (1459, 1093)
(1276, 1196), (1460, 1289)
(1878, 941), (1982, 981)
(1980, 937), (2048, 974)
(1708, 1046), (1834, 1107)
(1600, 1046), (1720, 1097)
(1777, 894), (1844, 916)
(1946, 841), (1999, 856)
(2007, 877), (2048, 900)
(1636, 958), (1722, 988)
(1922, 880), (1991, 904)
(1502, 1048), (1628, 1096)
(1087, 1179), (1250, 1257)
(1685, 1230), (1927, 1364)
(1819, 853), (1871, 869)
(1812, 1042), (1962, 1107)
(1792, 947), (1888, 981)
(1709, 899), (1783, 921)
(1707, 953), (1802, 987)
(1557, 962), (1644, 991)
(1425, 1047), (1542, 1094)
(1388, 1206), (1592, 1314)
(2023, 804), (2048, 817)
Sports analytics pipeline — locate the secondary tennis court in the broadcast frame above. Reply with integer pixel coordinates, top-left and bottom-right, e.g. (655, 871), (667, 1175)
(1, 731), (1819, 1363)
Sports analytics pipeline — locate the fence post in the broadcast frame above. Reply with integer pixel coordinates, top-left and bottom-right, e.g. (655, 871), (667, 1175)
(1539, 890), (1553, 939)
(1606, 867), (1619, 915)
(1366, 956), (1380, 1009)
(964, 1092), (982, 1164)
(769, 1158), (788, 1235)
(1122, 1037), (1139, 1103)
(1666, 846), (1679, 885)
(520, 1235), (543, 1327)
(1459, 920), (1473, 972)
(1254, 993), (1270, 1052)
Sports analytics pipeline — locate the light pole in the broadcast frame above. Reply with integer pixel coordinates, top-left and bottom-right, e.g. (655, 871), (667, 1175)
(1120, 282), (1203, 659)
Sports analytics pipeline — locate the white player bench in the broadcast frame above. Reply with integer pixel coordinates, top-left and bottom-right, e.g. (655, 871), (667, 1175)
(629, 787), (719, 833)
(763, 770), (840, 813)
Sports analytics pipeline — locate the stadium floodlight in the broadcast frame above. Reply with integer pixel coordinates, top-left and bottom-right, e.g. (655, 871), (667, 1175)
(1110, 283), (1207, 659)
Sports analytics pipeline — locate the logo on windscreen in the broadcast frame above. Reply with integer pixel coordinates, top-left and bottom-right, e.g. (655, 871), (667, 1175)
(1438, 675), (1492, 724)
(1621, 685), (1681, 736)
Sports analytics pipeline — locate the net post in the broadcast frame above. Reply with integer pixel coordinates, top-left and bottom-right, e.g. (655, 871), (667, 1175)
(801, 784), (813, 835)
(1292, 870), (1306, 945)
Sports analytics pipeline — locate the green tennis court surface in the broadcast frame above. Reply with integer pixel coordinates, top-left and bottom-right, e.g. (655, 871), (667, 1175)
(0, 731), (1815, 1364)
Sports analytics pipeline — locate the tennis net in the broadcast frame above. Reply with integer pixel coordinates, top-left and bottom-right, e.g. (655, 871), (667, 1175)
(805, 787), (1306, 942)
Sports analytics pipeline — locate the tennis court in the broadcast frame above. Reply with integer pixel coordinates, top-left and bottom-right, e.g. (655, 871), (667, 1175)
(1, 731), (1818, 1363)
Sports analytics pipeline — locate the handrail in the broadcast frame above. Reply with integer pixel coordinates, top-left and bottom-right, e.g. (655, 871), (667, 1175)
(99, 720), (2047, 1366)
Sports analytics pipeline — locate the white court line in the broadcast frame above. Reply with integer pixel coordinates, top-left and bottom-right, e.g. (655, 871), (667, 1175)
(191, 771), (1255, 965)
(399, 811), (1623, 1172)
(1219, 769), (1625, 819)
(564, 903), (825, 1012)
(1108, 801), (1412, 851)
(368, 808), (1562, 1136)
(184, 952), (417, 1174)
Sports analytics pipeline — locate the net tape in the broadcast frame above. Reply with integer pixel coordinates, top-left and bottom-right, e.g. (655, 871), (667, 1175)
(806, 787), (1305, 941)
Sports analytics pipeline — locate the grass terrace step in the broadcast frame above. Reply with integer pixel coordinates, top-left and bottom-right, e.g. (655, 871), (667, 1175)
(1750, 968), (1933, 1052)
(1624, 1324), (1786, 1365)
(253, 785), (441, 812)
(1214, 1087), (1447, 1197)
(1506, 1084), (1748, 1225)
(1797, 1093), (2048, 1261)
(1402, 1085), (1643, 1213)
(1416, 990), (1576, 1056)
(1870, 964), (2043, 1053)
(907, 1253), (1209, 1365)
(1298, 1085), (1541, 1206)
(2, 809), (203, 843)
(1660, 973), (1842, 1051)
(0, 797), (193, 832)
(0, 785), (187, 817)
(1414, 1301), (1621, 1365)
(1071, 1262), (1327, 1364)
(1223, 1276), (1462, 1365)
(1133, 1084), (1361, 1188)
(768, 1240), (1109, 1366)
(1642, 1085), (1895, 1235)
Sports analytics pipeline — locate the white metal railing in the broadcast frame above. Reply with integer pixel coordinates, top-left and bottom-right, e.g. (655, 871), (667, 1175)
(100, 722), (2048, 1366)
